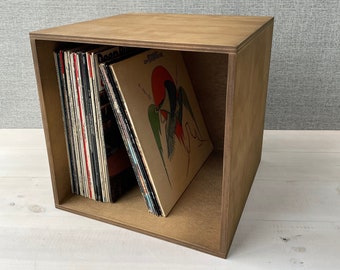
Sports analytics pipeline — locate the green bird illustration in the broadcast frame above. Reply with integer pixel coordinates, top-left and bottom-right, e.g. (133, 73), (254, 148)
(148, 66), (201, 187)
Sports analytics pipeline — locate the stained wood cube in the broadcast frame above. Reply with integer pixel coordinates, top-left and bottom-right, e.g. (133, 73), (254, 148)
(30, 13), (273, 258)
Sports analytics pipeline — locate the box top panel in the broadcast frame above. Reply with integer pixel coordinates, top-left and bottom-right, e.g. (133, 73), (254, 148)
(30, 13), (273, 53)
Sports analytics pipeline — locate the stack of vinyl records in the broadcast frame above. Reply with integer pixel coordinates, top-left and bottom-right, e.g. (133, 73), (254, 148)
(54, 46), (213, 216)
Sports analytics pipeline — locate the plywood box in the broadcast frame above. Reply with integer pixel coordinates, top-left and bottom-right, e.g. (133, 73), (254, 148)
(30, 13), (273, 258)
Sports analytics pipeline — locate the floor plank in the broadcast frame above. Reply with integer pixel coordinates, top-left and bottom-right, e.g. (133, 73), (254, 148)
(229, 220), (340, 270)
(244, 179), (340, 222)
(257, 151), (340, 181)
(263, 130), (340, 152)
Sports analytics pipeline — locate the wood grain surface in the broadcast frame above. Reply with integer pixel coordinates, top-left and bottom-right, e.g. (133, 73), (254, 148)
(30, 13), (273, 53)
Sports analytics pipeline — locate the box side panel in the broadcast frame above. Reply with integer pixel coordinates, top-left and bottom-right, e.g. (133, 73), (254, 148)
(183, 52), (228, 150)
(30, 39), (72, 204)
(220, 21), (274, 256)
(30, 14), (273, 53)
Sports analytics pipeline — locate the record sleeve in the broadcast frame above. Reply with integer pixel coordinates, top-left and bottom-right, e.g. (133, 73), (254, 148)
(107, 49), (213, 216)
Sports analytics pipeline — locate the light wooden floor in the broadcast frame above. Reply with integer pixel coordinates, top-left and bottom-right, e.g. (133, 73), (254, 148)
(0, 129), (339, 269)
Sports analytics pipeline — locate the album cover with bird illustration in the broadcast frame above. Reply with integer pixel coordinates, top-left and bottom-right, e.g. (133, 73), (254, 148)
(107, 49), (213, 216)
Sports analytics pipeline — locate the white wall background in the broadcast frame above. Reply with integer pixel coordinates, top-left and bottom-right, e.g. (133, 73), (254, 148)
(0, 0), (339, 129)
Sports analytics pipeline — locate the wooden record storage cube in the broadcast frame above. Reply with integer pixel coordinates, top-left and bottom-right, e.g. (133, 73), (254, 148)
(30, 13), (273, 258)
